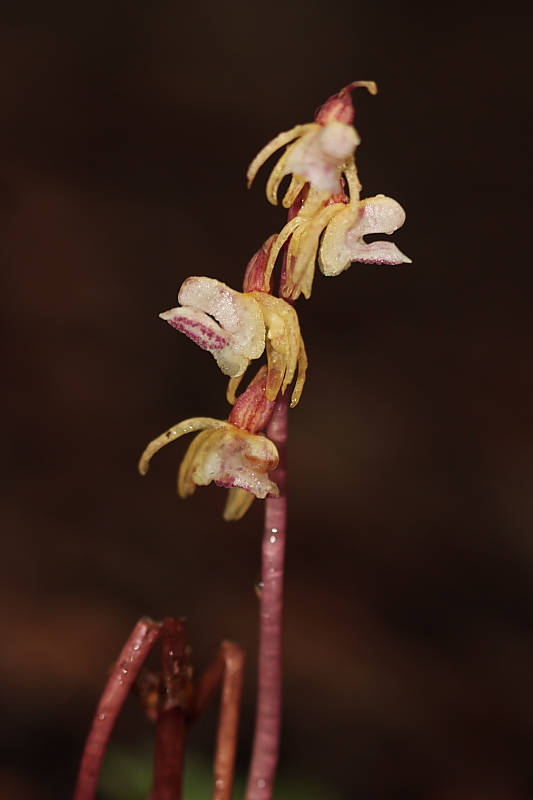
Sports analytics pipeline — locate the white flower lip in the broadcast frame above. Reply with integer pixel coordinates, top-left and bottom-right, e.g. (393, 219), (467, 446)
(319, 195), (412, 276)
(161, 277), (266, 377)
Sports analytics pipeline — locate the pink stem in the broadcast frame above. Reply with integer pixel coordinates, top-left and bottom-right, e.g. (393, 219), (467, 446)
(245, 392), (289, 800)
(73, 618), (162, 800)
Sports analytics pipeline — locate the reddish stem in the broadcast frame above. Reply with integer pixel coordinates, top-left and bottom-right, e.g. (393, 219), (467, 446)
(213, 642), (246, 800)
(188, 647), (226, 723)
(73, 618), (162, 800)
(152, 618), (189, 800)
(245, 393), (289, 800)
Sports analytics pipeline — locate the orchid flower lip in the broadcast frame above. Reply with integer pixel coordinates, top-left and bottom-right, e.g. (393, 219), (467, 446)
(160, 276), (266, 378)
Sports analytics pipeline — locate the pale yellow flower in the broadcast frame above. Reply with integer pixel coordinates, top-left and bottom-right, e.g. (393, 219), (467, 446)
(246, 81), (377, 207)
(139, 418), (279, 520)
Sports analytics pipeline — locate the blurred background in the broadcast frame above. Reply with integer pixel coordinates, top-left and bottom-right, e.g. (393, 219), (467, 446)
(1, 1), (532, 798)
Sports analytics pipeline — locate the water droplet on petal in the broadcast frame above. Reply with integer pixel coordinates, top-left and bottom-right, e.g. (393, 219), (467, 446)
(255, 580), (264, 597)
(98, 713), (106, 721)
(269, 534), (277, 544)
(257, 778), (266, 789)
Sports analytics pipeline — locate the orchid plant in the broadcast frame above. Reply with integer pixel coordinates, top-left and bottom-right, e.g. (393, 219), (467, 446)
(75, 81), (410, 800)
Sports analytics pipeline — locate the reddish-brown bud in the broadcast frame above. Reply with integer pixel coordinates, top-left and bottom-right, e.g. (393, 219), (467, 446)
(243, 235), (278, 293)
(315, 81), (378, 125)
(228, 367), (276, 434)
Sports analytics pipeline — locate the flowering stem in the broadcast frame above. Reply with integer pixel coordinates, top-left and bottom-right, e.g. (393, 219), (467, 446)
(73, 618), (162, 800)
(245, 392), (289, 800)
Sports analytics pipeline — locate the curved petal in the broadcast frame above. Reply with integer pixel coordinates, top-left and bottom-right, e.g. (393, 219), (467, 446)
(290, 336), (308, 408)
(264, 215), (304, 293)
(178, 428), (216, 498)
(251, 292), (305, 401)
(290, 201), (345, 292)
(343, 195), (411, 265)
(318, 203), (359, 276)
(282, 174), (306, 209)
(246, 124), (319, 192)
(265, 139), (299, 206)
(138, 417), (230, 476)
(346, 195), (407, 239)
(223, 487), (256, 521)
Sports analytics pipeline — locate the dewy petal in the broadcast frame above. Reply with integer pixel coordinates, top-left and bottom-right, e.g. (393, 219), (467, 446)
(138, 417), (231, 476)
(344, 195), (412, 265)
(319, 195), (411, 276)
(164, 277), (266, 378)
(347, 195), (407, 238)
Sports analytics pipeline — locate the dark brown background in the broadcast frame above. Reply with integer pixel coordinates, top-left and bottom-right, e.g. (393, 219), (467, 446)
(1, 1), (532, 798)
